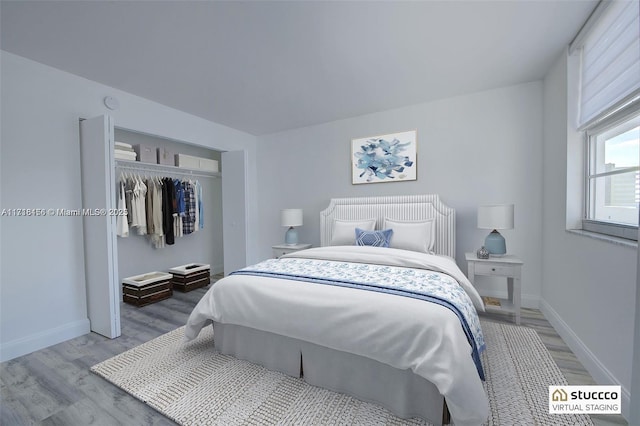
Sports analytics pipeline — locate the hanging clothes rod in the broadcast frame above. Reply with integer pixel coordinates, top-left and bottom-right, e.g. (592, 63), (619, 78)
(115, 160), (220, 179)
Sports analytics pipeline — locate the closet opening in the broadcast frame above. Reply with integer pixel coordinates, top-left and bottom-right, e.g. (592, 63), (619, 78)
(80, 115), (248, 339)
(114, 128), (224, 303)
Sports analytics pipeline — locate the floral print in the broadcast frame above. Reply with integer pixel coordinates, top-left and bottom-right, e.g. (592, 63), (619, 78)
(353, 137), (414, 182)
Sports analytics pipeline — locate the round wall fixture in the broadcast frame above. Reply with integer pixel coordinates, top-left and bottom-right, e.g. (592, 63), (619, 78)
(104, 96), (120, 110)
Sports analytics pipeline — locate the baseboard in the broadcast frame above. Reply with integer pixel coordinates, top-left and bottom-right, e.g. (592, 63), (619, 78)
(0, 318), (91, 362)
(539, 299), (630, 420)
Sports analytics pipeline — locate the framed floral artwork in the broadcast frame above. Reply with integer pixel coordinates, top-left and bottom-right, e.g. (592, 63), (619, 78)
(351, 130), (417, 184)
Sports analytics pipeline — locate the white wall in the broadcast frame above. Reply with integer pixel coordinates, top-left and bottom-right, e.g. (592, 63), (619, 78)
(541, 51), (637, 419)
(256, 82), (544, 308)
(0, 51), (258, 361)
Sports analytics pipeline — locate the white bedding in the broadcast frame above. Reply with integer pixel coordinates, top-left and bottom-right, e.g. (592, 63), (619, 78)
(185, 246), (489, 425)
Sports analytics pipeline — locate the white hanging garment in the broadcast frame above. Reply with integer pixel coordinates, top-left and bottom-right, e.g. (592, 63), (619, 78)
(149, 178), (165, 249)
(133, 175), (147, 235)
(130, 177), (141, 229)
(173, 214), (183, 238)
(116, 180), (129, 238)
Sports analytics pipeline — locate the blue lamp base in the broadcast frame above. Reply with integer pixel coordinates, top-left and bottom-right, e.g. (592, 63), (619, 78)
(285, 227), (299, 245)
(484, 230), (506, 256)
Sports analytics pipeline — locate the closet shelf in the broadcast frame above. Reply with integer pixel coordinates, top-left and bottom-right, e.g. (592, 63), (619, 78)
(115, 159), (221, 179)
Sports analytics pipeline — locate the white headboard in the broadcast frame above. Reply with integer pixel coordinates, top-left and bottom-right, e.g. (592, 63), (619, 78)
(320, 194), (456, 258)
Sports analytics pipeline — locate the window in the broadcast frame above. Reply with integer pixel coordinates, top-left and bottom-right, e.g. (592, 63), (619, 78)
(584, 111), (639, 240)
(570, 0), (640, 240)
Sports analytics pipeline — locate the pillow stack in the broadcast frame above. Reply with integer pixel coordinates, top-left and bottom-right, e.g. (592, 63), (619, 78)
(329, 217), (436, 254)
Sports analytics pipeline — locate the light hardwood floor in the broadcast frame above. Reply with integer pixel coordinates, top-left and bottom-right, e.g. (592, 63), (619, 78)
(1, 278), (628, 425)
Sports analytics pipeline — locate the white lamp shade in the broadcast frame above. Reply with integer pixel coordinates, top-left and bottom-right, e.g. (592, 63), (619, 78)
(477, 204), (514, 230)
(281, 209), (303, 227)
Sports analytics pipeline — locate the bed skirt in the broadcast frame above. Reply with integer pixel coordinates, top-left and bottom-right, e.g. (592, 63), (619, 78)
(213, 322), (448, 425)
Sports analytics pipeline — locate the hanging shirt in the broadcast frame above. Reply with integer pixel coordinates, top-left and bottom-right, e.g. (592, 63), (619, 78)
(183, 181), (196, 235)
(197, 180), (204, 229)
(193, 180), (200, 232)
(144, 178), (164, 249)
(151, 178), (165, 248)
(145, 178), (154, 235)
(171, 179), (184, 238)
(174, 214), (183, 238)
(116, 181), (129, 238)
(174, 179), (185, 217)
(130, 178), (140, 229)
(162, 178), (175, 245)
(125, 178), (134, 225)
(133, 178), (147, 235)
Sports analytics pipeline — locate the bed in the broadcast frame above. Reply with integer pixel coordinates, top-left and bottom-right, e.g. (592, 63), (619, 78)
(185, 194), (489, 425)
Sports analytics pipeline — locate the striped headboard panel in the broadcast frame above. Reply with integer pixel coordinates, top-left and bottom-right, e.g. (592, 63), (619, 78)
(320, 194), (455, 258)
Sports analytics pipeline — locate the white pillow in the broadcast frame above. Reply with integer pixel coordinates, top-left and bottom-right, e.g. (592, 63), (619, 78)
(330, 218), (376, 245)
(383, 218), (436, 254)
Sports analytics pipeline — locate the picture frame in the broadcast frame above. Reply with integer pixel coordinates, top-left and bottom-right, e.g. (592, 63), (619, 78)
(351, 130), (417, 184)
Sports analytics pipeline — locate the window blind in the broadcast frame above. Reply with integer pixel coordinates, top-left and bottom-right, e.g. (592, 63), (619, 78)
(577, 0), (640, 129)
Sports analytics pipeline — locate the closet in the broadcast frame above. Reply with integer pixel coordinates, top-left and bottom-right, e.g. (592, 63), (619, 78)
(79, 115), (247, 338)
(113, 128), (222, 298)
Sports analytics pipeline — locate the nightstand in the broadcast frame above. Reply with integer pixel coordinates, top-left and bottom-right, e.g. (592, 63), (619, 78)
(465, 252), (523, 325)
(272, 243), (312, 258)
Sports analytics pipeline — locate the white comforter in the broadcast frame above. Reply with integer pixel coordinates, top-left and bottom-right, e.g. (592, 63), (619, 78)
(185, 246), (489, 425)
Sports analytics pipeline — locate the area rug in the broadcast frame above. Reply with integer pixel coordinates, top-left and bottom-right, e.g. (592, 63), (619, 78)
(91, 321), (594, 425)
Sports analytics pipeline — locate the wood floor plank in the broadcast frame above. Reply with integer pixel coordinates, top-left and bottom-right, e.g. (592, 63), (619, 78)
(1, 379), (37, 425)
(39, 397), (122, 426)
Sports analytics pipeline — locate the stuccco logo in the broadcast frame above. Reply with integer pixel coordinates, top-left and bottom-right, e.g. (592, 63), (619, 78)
(549, 386), (621, 414)
(551, 388), (568, 402)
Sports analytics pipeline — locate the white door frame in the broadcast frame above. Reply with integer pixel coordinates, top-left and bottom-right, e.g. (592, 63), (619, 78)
(221, 150), (249, 275)
(79, 115), (121, 338)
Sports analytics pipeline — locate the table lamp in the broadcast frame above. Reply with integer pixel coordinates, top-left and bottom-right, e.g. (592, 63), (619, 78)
(281, 209), (303, 245)
(477, 204), (514, 256)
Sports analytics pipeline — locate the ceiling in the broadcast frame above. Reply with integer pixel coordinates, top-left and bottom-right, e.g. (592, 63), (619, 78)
(1, 1), (597, 136)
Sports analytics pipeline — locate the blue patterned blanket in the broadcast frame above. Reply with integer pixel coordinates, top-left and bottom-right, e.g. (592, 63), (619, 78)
(232, 257), (486, 380)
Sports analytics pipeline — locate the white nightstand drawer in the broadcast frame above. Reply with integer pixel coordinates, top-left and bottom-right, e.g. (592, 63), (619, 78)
(474, 263), (515, 277)
(273, 249), (291, 258)
(272, 243), (312, 258)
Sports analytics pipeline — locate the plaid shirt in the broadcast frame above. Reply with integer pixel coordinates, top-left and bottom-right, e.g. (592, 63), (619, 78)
(182, 182), (196, 235)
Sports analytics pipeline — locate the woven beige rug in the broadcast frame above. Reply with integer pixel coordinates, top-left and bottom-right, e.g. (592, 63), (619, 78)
(91, 321), (594, 425)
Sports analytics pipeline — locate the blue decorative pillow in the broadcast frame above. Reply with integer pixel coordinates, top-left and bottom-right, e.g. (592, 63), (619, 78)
(355, 228), (393, 247)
